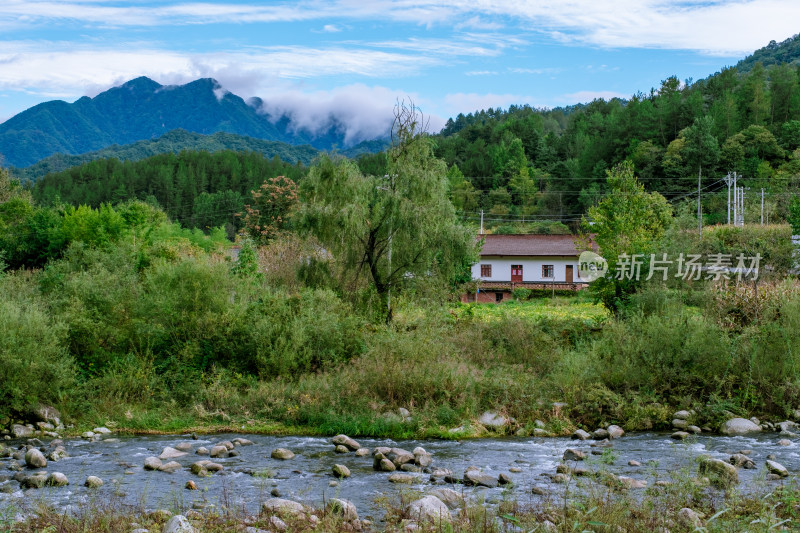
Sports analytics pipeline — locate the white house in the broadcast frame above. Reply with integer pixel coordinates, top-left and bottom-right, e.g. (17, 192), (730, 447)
(464, 234), (593, 303)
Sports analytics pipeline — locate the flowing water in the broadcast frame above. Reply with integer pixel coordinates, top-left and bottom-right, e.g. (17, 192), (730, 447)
(1, 432), (798, 521)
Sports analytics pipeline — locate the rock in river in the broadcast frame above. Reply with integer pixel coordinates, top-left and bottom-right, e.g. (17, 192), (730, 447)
(406, 495), (451, 524)
(331, 434), (361, 451)
(720, 418), (761, 436)
(25, 448), (47, 468)
(766, 460), (789, 477)
(271, 448), (295, 460)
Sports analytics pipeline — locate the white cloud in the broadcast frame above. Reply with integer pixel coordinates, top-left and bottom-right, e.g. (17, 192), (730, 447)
(1, 1), (797, 54)
(321, 24), (342, 33)
(465, 70), (498, 76)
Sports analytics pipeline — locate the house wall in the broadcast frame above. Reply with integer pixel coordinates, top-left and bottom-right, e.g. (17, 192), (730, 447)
(470, 256), (586, 283)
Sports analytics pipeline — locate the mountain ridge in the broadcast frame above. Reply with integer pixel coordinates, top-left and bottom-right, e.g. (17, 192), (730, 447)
(0, 77), (381, 167)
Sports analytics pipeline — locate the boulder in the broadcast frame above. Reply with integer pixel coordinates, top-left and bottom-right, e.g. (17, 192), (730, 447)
(190, 463), (209, 477)
(84, 476), (103, 488)
(607, 425), (625, 439)
(209, 445), (229, 458)
(388, 473), (416, 484)
(46, 472), (69, 486)
(25, 448), (47, 468)
(162, 515), (195, 533)
(729, 454), (755, 469)
(618, 476), (646, 489)
(779, 439), (792, 446)
(428, 488), (464, 509)
(195, 447), (209, 455)
(11, 424), (34, 439)
(355, 448), (371, 457)
(778, 421), (798, 433)
(479, 411), (508, 429)
(158, 461), (182, 473)
(406, 495), (451, 524)
(673, 410), (691, 420)
(463, 470), (498, 488)
(671, 431), (689, 440)
(160, 447), (188, 460)
(32, 405), (61, 426)
(327, 498), (358, 521)
(698, 456), (738, 486)
(174, 442), (193, 452)
(93, 427), (112, 435)
(720, 418), (761, 436)
(766, 460), (789, 477)
(563, 449), (586, 461)
(261, 498), (304, 516)
(571, 429), (590, 440)
(21, 472), (48, 488)
(677, 508), (703, 529)
(268, 516), (288, 532)
(47, 446), (68, 461)
(592, 428), (609, 440)
(332, 464), (351, 478)
(144, 457), (163, 470)
(376, 458), (396, 472)
(334, 445), (349, 454)
(271, 448), (295, 460)
(331, 434), (361, 451)
(185, 480), (197, 490)
(687, 425), (702, 434)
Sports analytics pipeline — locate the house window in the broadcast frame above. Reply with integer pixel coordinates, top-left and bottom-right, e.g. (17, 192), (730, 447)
(542, 265), (554, 279)
(495, 292), (504, 302)
(480, 264), (492, 277)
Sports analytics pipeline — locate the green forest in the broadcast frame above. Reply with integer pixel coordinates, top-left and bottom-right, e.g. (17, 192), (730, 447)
(26, 58), (800, 238)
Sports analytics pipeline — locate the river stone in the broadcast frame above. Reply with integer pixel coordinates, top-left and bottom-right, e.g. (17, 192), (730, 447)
(479, 411), (508, 429)
(81, 431), (95, 439)
(271, 448), (295, 460)
(377, 458), (396, 472)
(232, 437), (254, 446)
(199, 461), (223, 472)
(327, 498), (358, 521)
(406, 495), (451, 524)
(334, 445), (349, 454)
(162, 515), (195, 533)
(21, 472), (48, 488)
(45, 472), (68, 486)
(185, 480), (197, 490)
(592, 428), (609, 440)
(563, 449), (586, 461)
(84, 476), (103, 488)
(463, 470), (498, 488)
(158, 461), (182, 473)
(618, 476), (646, 489)
(729, 454), (755, 468)
(498, 473), (512, 485)
(93, 427), (112, 435)
(677, 508), (703, 529)
(572, 429), (590, 440)
(144, 457), (163, 470)
(698, 456), (738, 486)
(32, 405), (61, 426)
(209, 445), (229, 458)
(190, 463), (209, 477)
(720, 418), (761, 436)
(160, 447), (188, 460)
(415, 453), (433, 467)
(388, 473), (416, 484)
(332, 464), (351, 478)
(217, 440), (234, 450)
(400, 464), (421, 473)
(428, 488), (463, 509)
(373, 446), (392, 456)
(261, 498), (304, 516)
(672, 419), (688, 430)
(779, 439), (792, 446)
(47, 446), (68, 461)
(766, 460), (789, 477)
(628, 460), (641, 467)
(671, 431), (689, 440)
(687, 425), (702, 434)
(195, 447), (209, 455)
(25, 448), (47, 468)
(778, 421), (798, 433)
(607, 425), (625, 439)
(11, 424), (34, 439)
(355, 448), (371, 457)
(174, 442), (193, 452)
(331, 434), (361, 451)
(673, 410), (691, 420)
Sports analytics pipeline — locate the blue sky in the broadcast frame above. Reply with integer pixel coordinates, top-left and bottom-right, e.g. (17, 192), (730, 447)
(0, 1), (798, 142)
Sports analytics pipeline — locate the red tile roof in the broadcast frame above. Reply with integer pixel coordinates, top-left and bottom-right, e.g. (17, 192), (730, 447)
(478, 234), (593, 257)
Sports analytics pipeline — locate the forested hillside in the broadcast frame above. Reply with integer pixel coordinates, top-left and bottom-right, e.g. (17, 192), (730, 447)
(426, 56), (800, 231)
(0, 77), (375, 167)
(32, 150), (307, 236)
(12, 129), (321, 183)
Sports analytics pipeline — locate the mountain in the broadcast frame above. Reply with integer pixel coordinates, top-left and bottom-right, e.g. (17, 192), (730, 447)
(736, 33), (800, 72)
(11, 129), (322, 182)
(0, 77), (381, 167)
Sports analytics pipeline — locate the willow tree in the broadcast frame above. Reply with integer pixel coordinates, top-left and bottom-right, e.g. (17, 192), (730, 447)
(299, 101), (476, 321)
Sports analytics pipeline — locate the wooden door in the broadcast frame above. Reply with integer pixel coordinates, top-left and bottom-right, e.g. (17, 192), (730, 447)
(566, 265), (573, 283)
(511, 265), (523, 282)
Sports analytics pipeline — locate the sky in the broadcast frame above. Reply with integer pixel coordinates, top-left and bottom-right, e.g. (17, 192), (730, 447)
(0, 0), (799, 142)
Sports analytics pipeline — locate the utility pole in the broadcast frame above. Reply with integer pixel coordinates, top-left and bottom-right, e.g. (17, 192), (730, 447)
(697, 166), (702, 235)
(761, 188), (764, 225)
(480, 210), (484, 235)
(733, 173), (737, 226)
(724, 173), (733, 224)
